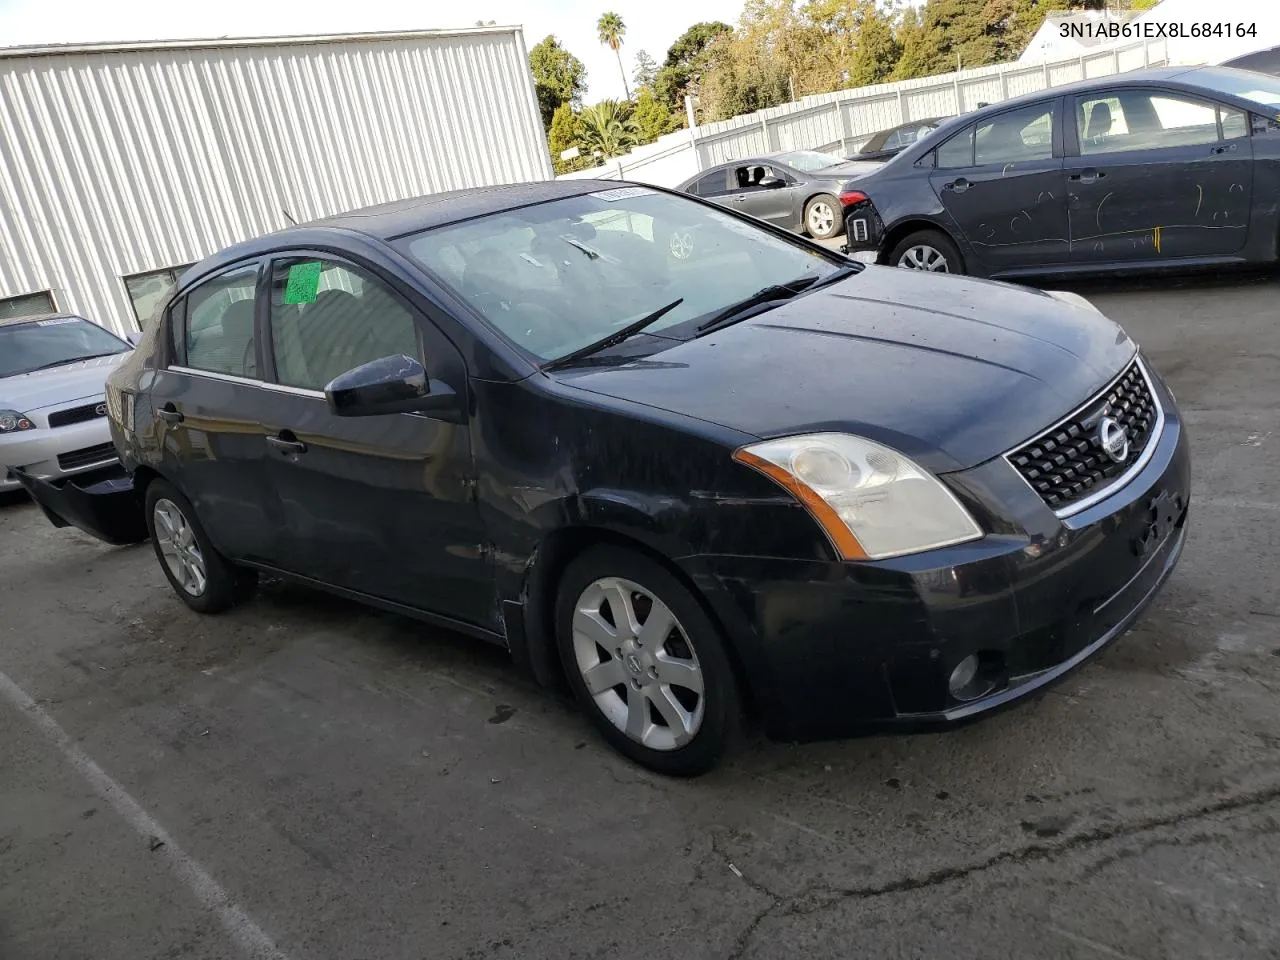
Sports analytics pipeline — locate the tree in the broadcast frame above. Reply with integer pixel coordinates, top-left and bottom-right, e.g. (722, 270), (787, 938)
(632, 50), (658, 91)
(528, 35), (587, 128)
(597, 12), (631, 101)
(848, 1), (900, 86)
(656, 21), (732, 112)
(577, 100), (641, 159)
(548, 102), (590, 173)
(632, 87), (674, 142)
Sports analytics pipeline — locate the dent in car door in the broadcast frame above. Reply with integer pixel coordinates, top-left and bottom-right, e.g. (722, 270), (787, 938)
(150, 261), (281, 564)
(1066, 89), (1253, 263)
(259, 255), (493, 629)
(928, 100), (1070, 271)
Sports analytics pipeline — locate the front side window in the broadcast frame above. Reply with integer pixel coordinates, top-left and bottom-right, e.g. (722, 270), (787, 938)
(973, 103), (1055, 166)
(0, 291), (56, 320)
(124, 265), (193, 330)
(1077, 91), (1232, 155)
(183, 264), (260, 378)
(397, 186), (847, 364)
(268, 258), (421, 392)
(0, 315), (130, 379)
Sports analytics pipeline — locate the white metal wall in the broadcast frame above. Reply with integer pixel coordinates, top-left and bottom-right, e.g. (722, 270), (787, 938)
(560, 37), (1166, 188)
(0, 27), (552, 336)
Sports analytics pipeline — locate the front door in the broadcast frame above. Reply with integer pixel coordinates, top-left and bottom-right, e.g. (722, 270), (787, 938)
(1066, 88), (1253, 263)
(150, 260), (281, 565)
(929, 100), (1070, 272)
(727, 162), (799, 229)
(258, 254), (492, 628)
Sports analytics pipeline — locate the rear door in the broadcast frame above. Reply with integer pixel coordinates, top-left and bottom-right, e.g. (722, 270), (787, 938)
(928, 99), (1070, 271)
(258, 253), (491, 626)
(148, 261), (281, 564)
(1065, 88), (1253, 263)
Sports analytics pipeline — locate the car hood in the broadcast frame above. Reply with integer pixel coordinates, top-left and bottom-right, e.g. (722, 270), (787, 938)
(560, 267), (1136, 473)
(0, 353), (131, 412)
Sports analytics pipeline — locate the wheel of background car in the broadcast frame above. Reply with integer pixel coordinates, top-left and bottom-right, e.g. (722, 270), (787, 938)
(144, 479), (258, 614)
(889, 229), (964, 274)
(555, 544), (740, 776)
(804, 194), (843, 240)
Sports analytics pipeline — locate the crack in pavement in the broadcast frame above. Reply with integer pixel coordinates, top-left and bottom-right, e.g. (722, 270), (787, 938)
(724, 781), (1280, 959)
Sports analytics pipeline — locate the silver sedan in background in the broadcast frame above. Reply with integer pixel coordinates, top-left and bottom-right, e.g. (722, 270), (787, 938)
(1, 314), (135, 493)
(674, 150), (881, 240)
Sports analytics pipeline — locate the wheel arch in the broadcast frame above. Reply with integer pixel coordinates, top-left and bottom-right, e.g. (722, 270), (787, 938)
(878, 217), (965, 267)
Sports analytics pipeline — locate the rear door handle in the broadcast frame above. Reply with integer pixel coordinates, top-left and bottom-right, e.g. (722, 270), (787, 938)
(1211, 143), (1236, 155)
(266, 434), (307, 455)
(157, 403), (183, 424)
(1068, 168), (1106, 184)
(945, 177), (971, 194)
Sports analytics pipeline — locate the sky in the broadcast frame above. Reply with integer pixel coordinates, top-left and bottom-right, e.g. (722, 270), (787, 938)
(0, 0), (745, 102)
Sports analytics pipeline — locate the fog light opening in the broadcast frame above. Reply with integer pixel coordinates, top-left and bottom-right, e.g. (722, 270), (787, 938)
(948, 652), (1000, 703)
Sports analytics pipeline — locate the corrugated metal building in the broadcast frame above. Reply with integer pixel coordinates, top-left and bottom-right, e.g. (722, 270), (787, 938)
(0, 26), (552, 337)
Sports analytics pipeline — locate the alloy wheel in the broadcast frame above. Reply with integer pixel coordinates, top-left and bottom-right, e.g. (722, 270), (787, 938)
(153, 498), (207, 596)
(571, 576), (704, 751)
(897, 244), (950, 272)
(807, 201), (836, 236)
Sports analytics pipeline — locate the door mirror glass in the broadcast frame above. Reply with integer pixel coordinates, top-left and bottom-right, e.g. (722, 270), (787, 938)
(325, 354), (431, 417)
(758, 176), (786, 189)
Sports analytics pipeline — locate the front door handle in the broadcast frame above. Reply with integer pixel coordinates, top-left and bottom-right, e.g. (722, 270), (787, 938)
(1068, 168), (1106, 184)
(945, 177), (971, 194)
(1211, 143), (1237, 155)
(266, 434), (307, 455)
(157, 403), (183, 425)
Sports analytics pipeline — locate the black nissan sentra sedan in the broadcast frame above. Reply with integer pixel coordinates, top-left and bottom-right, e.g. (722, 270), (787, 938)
(17, 180), (1190, 776)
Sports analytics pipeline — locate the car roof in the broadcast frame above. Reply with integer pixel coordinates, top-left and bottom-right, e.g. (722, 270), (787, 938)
(964, 66), (1202, 115)
(0, 312), (79, 328)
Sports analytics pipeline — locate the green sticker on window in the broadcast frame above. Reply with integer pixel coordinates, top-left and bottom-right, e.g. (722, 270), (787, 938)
(283, 261), (322, 304)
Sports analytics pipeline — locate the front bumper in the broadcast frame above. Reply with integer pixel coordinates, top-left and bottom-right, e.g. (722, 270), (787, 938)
(1, 415), (118, 491)
(683, 380), (1192, 742)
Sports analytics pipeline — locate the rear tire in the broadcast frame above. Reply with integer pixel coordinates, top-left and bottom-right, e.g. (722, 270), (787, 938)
(144, 479), (257, 614)
(804, 194), (843, 240)
(555, 545), (740, 776)
(889, 229), (963, 273)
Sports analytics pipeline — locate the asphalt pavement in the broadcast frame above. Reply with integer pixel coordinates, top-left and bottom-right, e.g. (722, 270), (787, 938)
(2, 270), (1279, 960)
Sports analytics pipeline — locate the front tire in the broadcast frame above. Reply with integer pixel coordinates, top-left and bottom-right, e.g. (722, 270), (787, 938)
(889, 229), (963, 273)
(144, 479), (257, 614)
(555, 545), (740, 776)
(804, 194), (843, 240)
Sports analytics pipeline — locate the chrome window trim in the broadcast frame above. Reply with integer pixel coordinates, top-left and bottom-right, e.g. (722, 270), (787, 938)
(168, 365), (325, 398)
(1002, 353), (1165, 520)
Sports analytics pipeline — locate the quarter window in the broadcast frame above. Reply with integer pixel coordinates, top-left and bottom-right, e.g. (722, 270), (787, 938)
(267, 258), (421, 392)
(124, 265), (193, 330)
(183, 265), (260, 378)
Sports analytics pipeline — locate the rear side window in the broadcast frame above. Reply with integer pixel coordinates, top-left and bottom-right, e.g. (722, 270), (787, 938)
(936, 125), (974, 168)
(693, 171), (728, 197)
(183, 264), (260, 378)
(974, 103), (1055, 165)
(268, 258), (421, 392)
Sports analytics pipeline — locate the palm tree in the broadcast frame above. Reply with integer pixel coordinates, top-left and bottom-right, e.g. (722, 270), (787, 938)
(577, 100), (640, 160)
(597, 12), (631, 101)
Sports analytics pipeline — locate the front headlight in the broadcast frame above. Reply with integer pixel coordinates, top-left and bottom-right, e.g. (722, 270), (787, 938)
(733, 432), (983, 560)
(0, 410), (35, 434)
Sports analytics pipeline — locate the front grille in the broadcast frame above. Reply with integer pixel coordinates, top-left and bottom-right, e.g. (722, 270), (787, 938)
(57, 442), (118, 471)
(1007, 358), (1160, 512)
(48, 401), (107, 429)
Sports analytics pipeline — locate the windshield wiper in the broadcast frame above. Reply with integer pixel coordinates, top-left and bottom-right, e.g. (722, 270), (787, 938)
(694, 277), (820, 334)
(808, 263), (861, 289)
(13, 352), (124, 375)
(544, 298), (685, 371)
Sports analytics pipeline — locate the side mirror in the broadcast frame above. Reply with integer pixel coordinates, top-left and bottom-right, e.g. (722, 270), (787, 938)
(758, 176), (786, 189)
(324, 355), (461, 421)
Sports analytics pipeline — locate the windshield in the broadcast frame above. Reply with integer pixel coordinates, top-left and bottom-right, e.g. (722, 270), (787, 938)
(1192, 68), (1280, 109)
(0, 316), (130, 378)
(772, 150), (846, 172)
(396, 186), (849, 364)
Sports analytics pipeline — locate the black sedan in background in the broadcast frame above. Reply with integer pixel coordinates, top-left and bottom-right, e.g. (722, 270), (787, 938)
(847, 117), (951, 162)
(674, 150), (880, 239)
(18, 181), (1189, 775)
(841, 66), (1280, 278)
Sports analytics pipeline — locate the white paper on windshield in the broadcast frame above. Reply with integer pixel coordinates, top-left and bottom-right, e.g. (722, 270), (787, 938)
(35, 317), (77, 326)
(591, 186), (655, 202)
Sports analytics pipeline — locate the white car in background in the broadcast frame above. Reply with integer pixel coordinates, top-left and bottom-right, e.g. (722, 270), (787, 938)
(1, 313), (136, 494)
